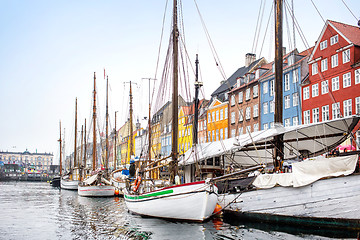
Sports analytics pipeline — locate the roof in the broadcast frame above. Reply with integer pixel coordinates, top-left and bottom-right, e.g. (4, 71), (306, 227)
(329, 20), (360, 46)
(211, 58), (264, 97)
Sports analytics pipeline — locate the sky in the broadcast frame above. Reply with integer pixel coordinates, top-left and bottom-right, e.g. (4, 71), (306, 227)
(0, 0), (359, 164)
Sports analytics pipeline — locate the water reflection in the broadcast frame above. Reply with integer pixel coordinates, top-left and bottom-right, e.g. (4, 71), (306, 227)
(0, 181), (358, 240)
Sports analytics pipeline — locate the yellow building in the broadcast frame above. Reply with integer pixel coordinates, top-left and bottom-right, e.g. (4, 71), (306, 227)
(178, 106), (192, 154)
(207, 98), (229, 142)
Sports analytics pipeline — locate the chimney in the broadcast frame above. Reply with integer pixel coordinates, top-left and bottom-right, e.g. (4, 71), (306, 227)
(245, 53), (256, 67)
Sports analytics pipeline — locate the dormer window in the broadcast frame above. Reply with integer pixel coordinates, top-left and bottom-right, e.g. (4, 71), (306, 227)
(255, 69), (260, 79)
(236, 77), (241, 87)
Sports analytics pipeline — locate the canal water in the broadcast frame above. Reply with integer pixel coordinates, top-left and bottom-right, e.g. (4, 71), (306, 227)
(0, 181), (357, 240)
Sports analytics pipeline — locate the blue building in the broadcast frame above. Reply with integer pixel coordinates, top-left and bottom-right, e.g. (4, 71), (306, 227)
(259, 48), (312, 129)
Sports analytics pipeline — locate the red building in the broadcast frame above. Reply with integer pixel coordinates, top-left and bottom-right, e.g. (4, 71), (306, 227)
(302, 20), (360, 148)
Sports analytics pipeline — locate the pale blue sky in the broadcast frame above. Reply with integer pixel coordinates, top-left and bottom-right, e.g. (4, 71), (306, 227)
(0, 0), (359, 163)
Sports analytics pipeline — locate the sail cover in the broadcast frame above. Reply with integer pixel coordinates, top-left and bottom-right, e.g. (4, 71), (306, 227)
(179, 115), (359, 167)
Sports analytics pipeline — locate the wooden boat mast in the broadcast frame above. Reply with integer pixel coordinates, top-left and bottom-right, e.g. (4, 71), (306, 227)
(92, 72), (97, 171)
(114, 112), (117, 169)
(274, 0), (284, 171)
(129, 81), (134, 160)
(83, 119), (87, 179)
(59, 121), (62, 176)
(193, 54), (201, 145)
(170, 0), (179, 183)
(105, 76), (109, 174)
(80, 124), (83, 180)
(74, 98), (78, 178)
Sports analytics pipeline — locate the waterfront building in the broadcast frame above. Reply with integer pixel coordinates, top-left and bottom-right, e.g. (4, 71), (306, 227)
(260, 48), (312, 129)
(206, 98), (229, 142)
(302, 20), (360, 147)
(0, 150), (53, 173)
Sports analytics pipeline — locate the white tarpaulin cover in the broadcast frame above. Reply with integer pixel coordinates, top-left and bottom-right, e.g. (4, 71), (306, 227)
(253, 155), (358, 188)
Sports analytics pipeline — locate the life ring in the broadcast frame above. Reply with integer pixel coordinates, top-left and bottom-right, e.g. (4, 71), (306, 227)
(133, 176), (141, 192)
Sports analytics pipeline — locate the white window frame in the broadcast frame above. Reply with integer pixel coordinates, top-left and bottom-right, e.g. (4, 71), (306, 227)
(270, 80), (274, 96)
(343, 99), (352, 117)
(330, 35), (338, 45)
(270, 101), (275, 113)
(321, 58), (328, 72)
(303, 86), (310, 100)
(355, 96), (360, 114)
(293, 116), (299, 126)
(253, 123), (259, 132)
(284, 118), (290, 127)
(304, 110), (310, 124)
(320, 40), (327, 50)
(284, 74), (290, 91)
(332, 102), (340, 119)
(263, 102), (268, 114)
(245, 88), (251, 101)
(284, 95), (290, 109)
(231, 111), (235, 124)
(231, 129), (236, 138)
(239, 109), (243, 122)
(312, 108), (319, 123)
(230, 95), (235, 106)
(312, 63), (318, 75)
(343, 72), (351, 88)
(220, 109), (223, 120)
(322, 105), (329, 122)
(331, 54), (338, 68)
(343, 49), (350, 64)
(355, 69), (360, 85)
(238, 91), (243, 103)
(321, 80), (329, 95)
(312, 84), (319, 97)
(245, 107), (251, 120)
(263, 81), (268, 94)
(253, 85), (258, 98)
(332, 76), (339, 91)
(293, 69), (298, 83)
(293, 92), (299, 106)
(253, 104), (258, 118)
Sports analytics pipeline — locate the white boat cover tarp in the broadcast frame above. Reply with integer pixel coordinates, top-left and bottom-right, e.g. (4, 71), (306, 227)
(83, 174), (98, 185)
(179, 115), (359, 168)
(253, 155), (358, 188)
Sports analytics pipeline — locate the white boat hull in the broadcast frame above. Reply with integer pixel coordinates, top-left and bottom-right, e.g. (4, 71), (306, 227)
(220, 174), (360, 229)
(124, 181), (218, 222)
(60, 179), (79, 190)
(78, 184), (115, 197)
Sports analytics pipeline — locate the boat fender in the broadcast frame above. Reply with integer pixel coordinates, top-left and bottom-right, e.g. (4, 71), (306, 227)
(133, 176), (141, 192)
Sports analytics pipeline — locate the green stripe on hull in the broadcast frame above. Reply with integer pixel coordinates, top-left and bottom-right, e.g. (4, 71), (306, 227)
(125, 189), (174, 200)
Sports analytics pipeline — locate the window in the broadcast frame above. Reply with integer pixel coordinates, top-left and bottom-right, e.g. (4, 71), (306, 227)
(245, 107), (251, 120)
(343, 72), (351, 88)
(320, 40), (327, 50)
(312, 84), (319, 97)
(254, 123), (259, 132)
(293, 69), (298, 83)
(356, 69), (360, 84)
(321, 80), (329, 94)
(293, 116), (299, 126)
(231, 129), (236, 138)
(284, 74), (290, 91)
(312, 108), (319, 123)
(220, 128), (223, 140)
(231, 111), (235, 124)
(263, 82), (268, 94)
(343, 99), (352, 117)
(332, 77), (339, 91)
(212, 112), (215, 122)
(284, 118), (290, 127)
(343, 49), (350, 63)
(263, 124), (269, 130)
(270, 101), (275, 113)
(208, 131), (211, 142)
(238, 91), (243, 103)
(303, 86), (310, 100)
(225, 108), (228, 119)
(330, 35), (338, 45)
(220, 109), (223, 120)
(245, 88), (251, 101)
(239, 109), (243, 122)
(212, 130), (215, 142)
(293, 92), (299, 106)
(208, 113), (211, 122)
(322, 105), (329, 121)
(321, 58), (328, 72)
(253, 85), (258, 98)
(270, 80), (274, 96)
(332, 102), (340, 119)
(253, 104), (259, 117)
(270, 122), (275, 129)
(238, 127), (243, 135)
(312, 63), (318, 75)
(216, 110), (219, 121)
(216, 129), (219, 141)
(331, 54), (338, 68)
(304, 110), (310, 124)
(224, 128), (228, 139)
(263, 102), (268, 114)
(284, 95), (290, 109)
(356, 96), (360, 114)
(231, 95), (235, 106)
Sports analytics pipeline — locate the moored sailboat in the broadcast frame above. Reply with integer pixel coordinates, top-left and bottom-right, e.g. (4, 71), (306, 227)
(123, 0), (218, 222)
(78, 73), (115, 197)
